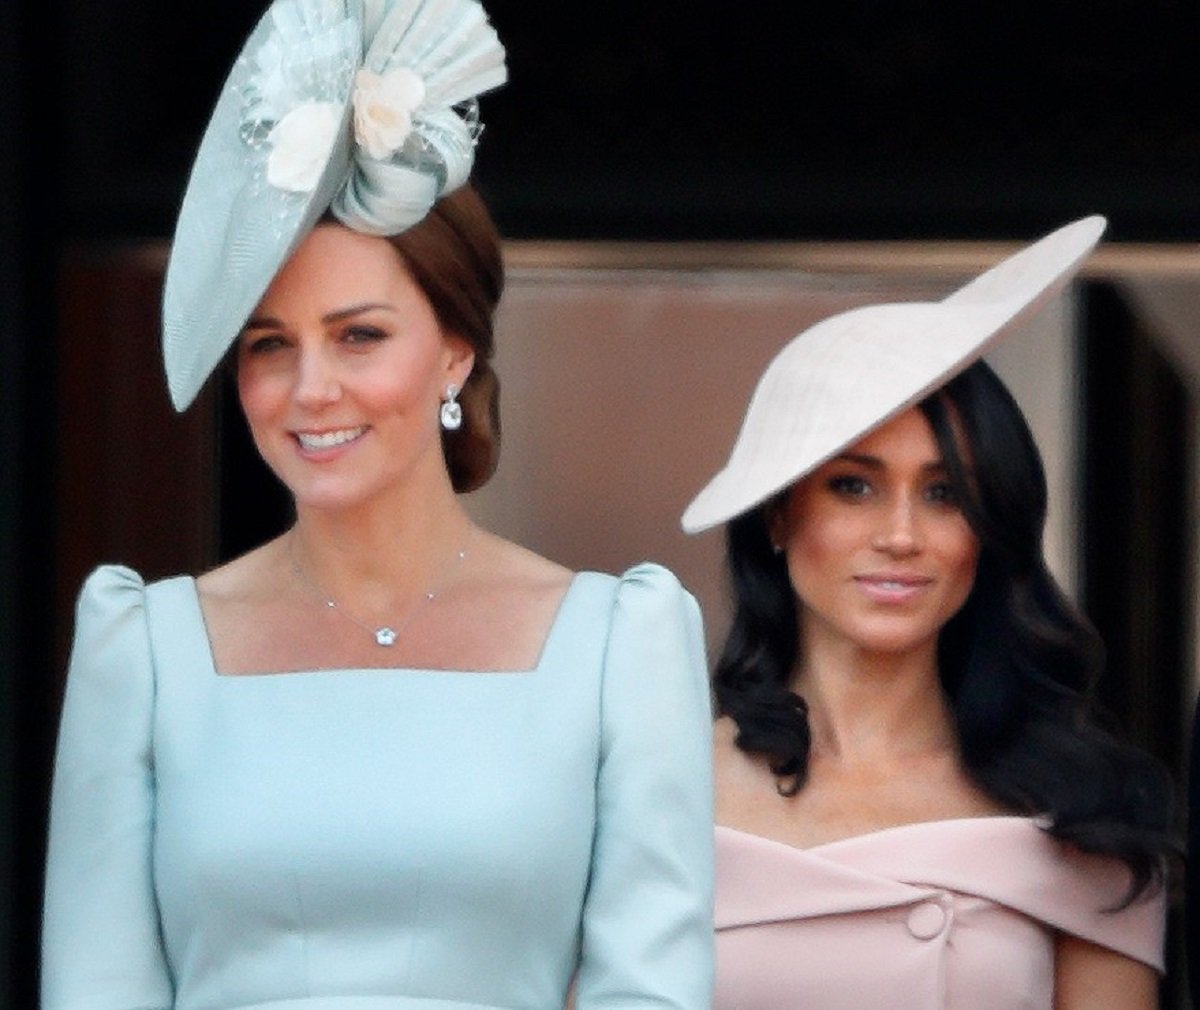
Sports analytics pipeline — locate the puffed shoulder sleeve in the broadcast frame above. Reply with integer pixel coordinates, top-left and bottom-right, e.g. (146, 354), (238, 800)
(42, 565), (173, 1010)
(576, 563), (715, 1009)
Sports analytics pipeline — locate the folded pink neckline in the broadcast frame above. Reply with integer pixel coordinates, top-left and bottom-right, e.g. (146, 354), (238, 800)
(714, 816), (1164, 971)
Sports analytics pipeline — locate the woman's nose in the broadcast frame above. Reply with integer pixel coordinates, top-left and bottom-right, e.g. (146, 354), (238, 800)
(871, 497), (921, 556)
(293, 345), (342, 408)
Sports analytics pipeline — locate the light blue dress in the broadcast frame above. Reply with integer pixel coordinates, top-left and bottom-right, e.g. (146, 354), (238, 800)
(42, 562), (714, 1010)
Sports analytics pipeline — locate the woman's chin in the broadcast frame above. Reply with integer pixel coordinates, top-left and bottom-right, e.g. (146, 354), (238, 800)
(838, 621), (941, 661)
(284, 480), (378, 515)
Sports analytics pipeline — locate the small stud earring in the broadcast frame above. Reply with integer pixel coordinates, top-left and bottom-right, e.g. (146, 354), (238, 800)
(440, 383), (463, 431)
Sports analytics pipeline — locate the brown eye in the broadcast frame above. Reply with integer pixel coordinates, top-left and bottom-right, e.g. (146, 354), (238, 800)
(925, 481), (958, 506)
(828, 475), (871, 499)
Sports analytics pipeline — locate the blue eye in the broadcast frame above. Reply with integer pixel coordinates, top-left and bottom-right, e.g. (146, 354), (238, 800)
(344, 325), (387, 345)
(242, 334), (286, 354)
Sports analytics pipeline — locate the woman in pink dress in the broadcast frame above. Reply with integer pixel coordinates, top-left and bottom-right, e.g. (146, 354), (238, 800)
(681, 216), (1178, 1009)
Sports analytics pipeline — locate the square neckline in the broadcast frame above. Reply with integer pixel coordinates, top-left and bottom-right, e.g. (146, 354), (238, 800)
(185, 571), (587, 679)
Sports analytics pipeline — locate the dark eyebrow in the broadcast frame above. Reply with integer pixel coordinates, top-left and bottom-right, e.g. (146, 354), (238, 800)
(322, 302), (395, 323)
(243, 315), (283, 332)
(243, 302), (395, 331)
(833, 452), (947, 473)
(834, 452), (883, 469)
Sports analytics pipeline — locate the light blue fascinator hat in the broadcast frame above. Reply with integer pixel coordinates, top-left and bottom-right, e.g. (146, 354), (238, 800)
(681, 215), (1107, 533)
(162, 0), (508, 411)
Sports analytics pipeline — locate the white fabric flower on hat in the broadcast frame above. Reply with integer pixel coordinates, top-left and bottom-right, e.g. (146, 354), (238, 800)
(266, 101), (342, 192)
(352, 67), (426, 161)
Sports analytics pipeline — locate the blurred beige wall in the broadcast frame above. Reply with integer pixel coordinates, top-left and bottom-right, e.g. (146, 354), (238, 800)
(465, 249), (1081, 661)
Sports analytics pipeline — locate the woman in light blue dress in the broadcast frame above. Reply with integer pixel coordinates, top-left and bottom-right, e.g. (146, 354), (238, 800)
(40, 2), (714, 1007)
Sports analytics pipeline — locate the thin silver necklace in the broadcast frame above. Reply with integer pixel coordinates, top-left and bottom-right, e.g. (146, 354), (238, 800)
(288, 531), (469, 647)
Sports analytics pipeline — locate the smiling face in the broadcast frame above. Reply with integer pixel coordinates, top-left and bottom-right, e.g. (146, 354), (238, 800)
(774, 407), (980, 664)
(236, 223), (474, 513)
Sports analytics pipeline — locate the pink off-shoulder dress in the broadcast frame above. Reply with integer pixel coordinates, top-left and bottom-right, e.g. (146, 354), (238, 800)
(715, 817), (1165, 1010)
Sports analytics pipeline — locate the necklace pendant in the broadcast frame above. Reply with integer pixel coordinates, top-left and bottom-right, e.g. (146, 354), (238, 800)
(375, 627), (397, 647)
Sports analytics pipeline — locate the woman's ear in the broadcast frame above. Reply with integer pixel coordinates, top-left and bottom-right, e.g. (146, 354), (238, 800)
(442, 332), (476, 389)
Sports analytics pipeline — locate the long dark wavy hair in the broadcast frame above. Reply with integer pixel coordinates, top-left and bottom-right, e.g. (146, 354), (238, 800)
(715, 360), (1176, 899)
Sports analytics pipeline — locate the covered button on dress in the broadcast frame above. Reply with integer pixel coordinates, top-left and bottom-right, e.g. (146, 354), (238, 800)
(714, 818), (1164, 1010)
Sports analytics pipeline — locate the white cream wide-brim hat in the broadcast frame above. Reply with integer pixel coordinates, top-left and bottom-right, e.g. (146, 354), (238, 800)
(680, 215), (1107, 534)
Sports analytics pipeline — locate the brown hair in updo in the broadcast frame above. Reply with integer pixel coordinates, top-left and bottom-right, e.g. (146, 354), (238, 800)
(387, 183), (504, 492)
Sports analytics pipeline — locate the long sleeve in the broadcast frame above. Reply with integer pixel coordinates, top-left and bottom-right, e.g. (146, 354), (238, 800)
(42, 565), (174, 1010)
(575, 563), (715, 1009)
